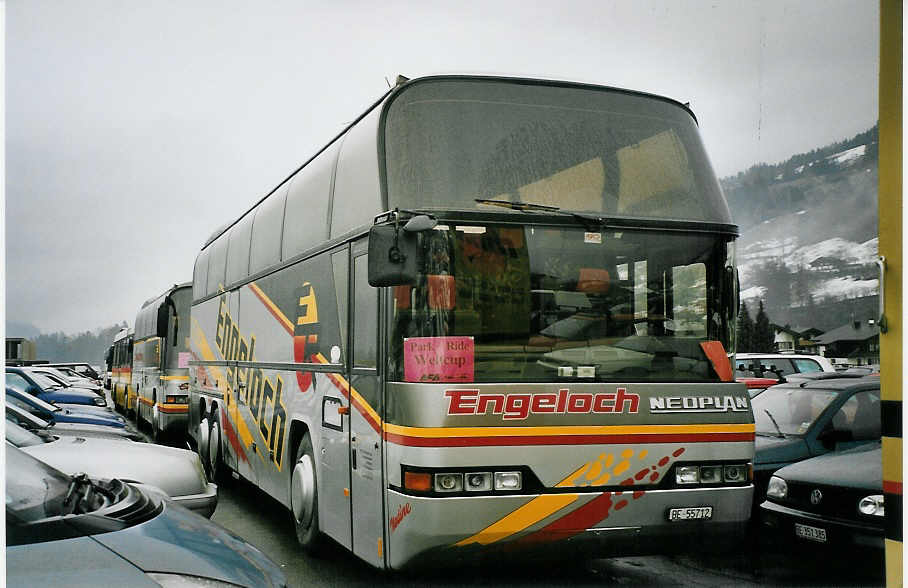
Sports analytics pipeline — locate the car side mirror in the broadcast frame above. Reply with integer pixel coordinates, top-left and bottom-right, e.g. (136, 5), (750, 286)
(25, 385), (42, 396)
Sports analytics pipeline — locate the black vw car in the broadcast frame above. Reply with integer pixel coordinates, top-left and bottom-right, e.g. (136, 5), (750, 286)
(760, 442), (884, 554)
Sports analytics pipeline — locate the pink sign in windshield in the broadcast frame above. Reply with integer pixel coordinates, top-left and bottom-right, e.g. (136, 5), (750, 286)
(404, 336), (474, 383)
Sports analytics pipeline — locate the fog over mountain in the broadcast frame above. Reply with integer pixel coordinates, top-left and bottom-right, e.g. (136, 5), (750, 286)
(725, 125), (879, 331)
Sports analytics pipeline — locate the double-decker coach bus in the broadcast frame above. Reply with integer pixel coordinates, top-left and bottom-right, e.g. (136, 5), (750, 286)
(110, 327), (134, 414)
(132, 283), (193, 441)
(188, 75), (754, 570)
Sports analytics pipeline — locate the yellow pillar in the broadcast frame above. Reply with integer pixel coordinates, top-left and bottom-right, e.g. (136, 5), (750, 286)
(879, 1), (902, 586)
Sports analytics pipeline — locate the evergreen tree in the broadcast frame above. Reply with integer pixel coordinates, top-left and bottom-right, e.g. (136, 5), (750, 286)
(736, 301), (755, 352)
(754, 300), (775, 352)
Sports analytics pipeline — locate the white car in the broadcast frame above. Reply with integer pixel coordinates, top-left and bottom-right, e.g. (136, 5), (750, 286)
(735, 353), (835, 379)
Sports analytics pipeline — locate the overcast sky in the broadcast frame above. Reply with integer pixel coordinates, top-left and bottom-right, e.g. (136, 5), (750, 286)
(5, 0), (880, 335)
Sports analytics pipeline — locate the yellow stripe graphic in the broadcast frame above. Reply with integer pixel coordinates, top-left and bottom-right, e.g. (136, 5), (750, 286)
(161, 375), (190, 381)
(455, 494), (579, 546)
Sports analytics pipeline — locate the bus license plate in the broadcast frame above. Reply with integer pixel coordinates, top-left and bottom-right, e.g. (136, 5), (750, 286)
(668, 507), (712, 521)
(795, 523), (827, 542)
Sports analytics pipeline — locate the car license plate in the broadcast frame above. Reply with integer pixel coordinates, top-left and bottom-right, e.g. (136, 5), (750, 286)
(795, 523), (827, 542)
(668, 507), (713, 521)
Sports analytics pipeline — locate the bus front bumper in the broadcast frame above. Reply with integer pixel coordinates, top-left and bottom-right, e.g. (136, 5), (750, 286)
(386, 485), (753, 569)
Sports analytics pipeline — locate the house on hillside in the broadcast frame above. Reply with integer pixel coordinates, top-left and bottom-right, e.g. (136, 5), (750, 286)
(813, 319), (880, 366)
(770, 324), (825, 353)
(771, 324), (800, 352)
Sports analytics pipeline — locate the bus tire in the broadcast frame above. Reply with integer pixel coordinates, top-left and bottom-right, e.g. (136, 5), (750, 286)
(207, 410), (225, 483)
(151, 397), (162, 443)
(290, 435), (324, 553)
(198, 416), (210, 472)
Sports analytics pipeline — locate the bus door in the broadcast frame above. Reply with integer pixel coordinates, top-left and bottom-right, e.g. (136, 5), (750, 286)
(349, 245), (384, 567)
(318, 248), (353, 550)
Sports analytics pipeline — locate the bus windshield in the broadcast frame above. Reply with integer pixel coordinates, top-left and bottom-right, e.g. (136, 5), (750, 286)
(388, 223), (736, 383)
(384, 78), (731, 224)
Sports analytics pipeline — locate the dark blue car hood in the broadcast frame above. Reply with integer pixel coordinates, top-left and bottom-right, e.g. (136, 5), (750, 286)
(92, 499), (285, 587)
(772, 442), (881, 490)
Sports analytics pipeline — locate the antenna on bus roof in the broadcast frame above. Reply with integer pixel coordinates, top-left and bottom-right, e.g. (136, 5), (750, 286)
(384, 76), (391, 88)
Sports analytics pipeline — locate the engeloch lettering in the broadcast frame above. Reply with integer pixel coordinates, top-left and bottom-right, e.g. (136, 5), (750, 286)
(445, 388), (640, 420)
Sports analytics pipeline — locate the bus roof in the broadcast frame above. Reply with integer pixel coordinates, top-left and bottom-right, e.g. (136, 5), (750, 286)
(198, 74), (699, 253)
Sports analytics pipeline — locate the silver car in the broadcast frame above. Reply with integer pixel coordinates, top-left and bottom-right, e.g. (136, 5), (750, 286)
(7, 402), (143, 442)
(6, 419), (217, 518)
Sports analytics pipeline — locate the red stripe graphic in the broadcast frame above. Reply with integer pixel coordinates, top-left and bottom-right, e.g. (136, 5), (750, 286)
(384, 432), (754, 448)
(219, 405), (249, 464)
(883, 480), (902, 495)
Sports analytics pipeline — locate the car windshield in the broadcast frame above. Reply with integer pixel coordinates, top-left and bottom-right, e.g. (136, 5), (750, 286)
(751, 387), (839, 436)
(6, 444), (71, 523)
(22, 371), (62, 389)
(7, 388), (59, 413)
(6, 419), (50, 447)
(388, 223), (735, 383)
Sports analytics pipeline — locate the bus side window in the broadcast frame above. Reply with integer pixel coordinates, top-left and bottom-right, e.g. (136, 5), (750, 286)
(353, 254), (377, 368)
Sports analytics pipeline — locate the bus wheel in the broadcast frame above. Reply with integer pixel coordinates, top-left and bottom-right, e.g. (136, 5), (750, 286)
(151, 402), (161, 443)
(207, 412), (224, 482)
(198, 416), (210, 472)
(290, 436), (323, 553)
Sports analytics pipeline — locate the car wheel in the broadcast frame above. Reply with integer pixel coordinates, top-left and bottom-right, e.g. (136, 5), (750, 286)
(291, 435), (324, 553)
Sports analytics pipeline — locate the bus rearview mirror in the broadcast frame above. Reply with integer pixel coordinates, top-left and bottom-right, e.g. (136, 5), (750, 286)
(368, 224), (419, 287)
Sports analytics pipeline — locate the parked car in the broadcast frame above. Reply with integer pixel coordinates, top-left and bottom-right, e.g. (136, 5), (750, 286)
(760, 442), (884, 553)
(45, 361), (104, 382)
(7, 418), (217, 518)
(29, 366), (105, 395)
(6, 387), (128, 429)
(752, 376), (880, 503)
(6, 366), (106, 407)
(6, 444), (286, 588)
(736, 374), (780, 398)
(736, 353), (835, 380)
(6, 403), (143, 442)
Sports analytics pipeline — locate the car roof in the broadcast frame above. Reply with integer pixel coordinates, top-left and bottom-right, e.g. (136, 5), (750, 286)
(768, 375), (880, 394)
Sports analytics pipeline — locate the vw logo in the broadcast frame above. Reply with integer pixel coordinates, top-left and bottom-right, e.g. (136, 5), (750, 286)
(810, 489), (823, 505)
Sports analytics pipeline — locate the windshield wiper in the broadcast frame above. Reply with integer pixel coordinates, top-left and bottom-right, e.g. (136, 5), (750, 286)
(474, 198), (610, 230)
(475, 198), (561, 212)
(63, 473), (92, 514)
(763, 409), (785, 439)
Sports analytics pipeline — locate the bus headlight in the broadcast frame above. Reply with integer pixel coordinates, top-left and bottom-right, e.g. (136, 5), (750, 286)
(858, 495), (884, 516)
(465, 472), (492, 492)
(676, 466), (700, 484)
(699, 465), (723, 484)
(494, 471), (522, 491)
(766, 476), (788, 499)
(434, 473), (463, 493)
(723, 464), (746, 483)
